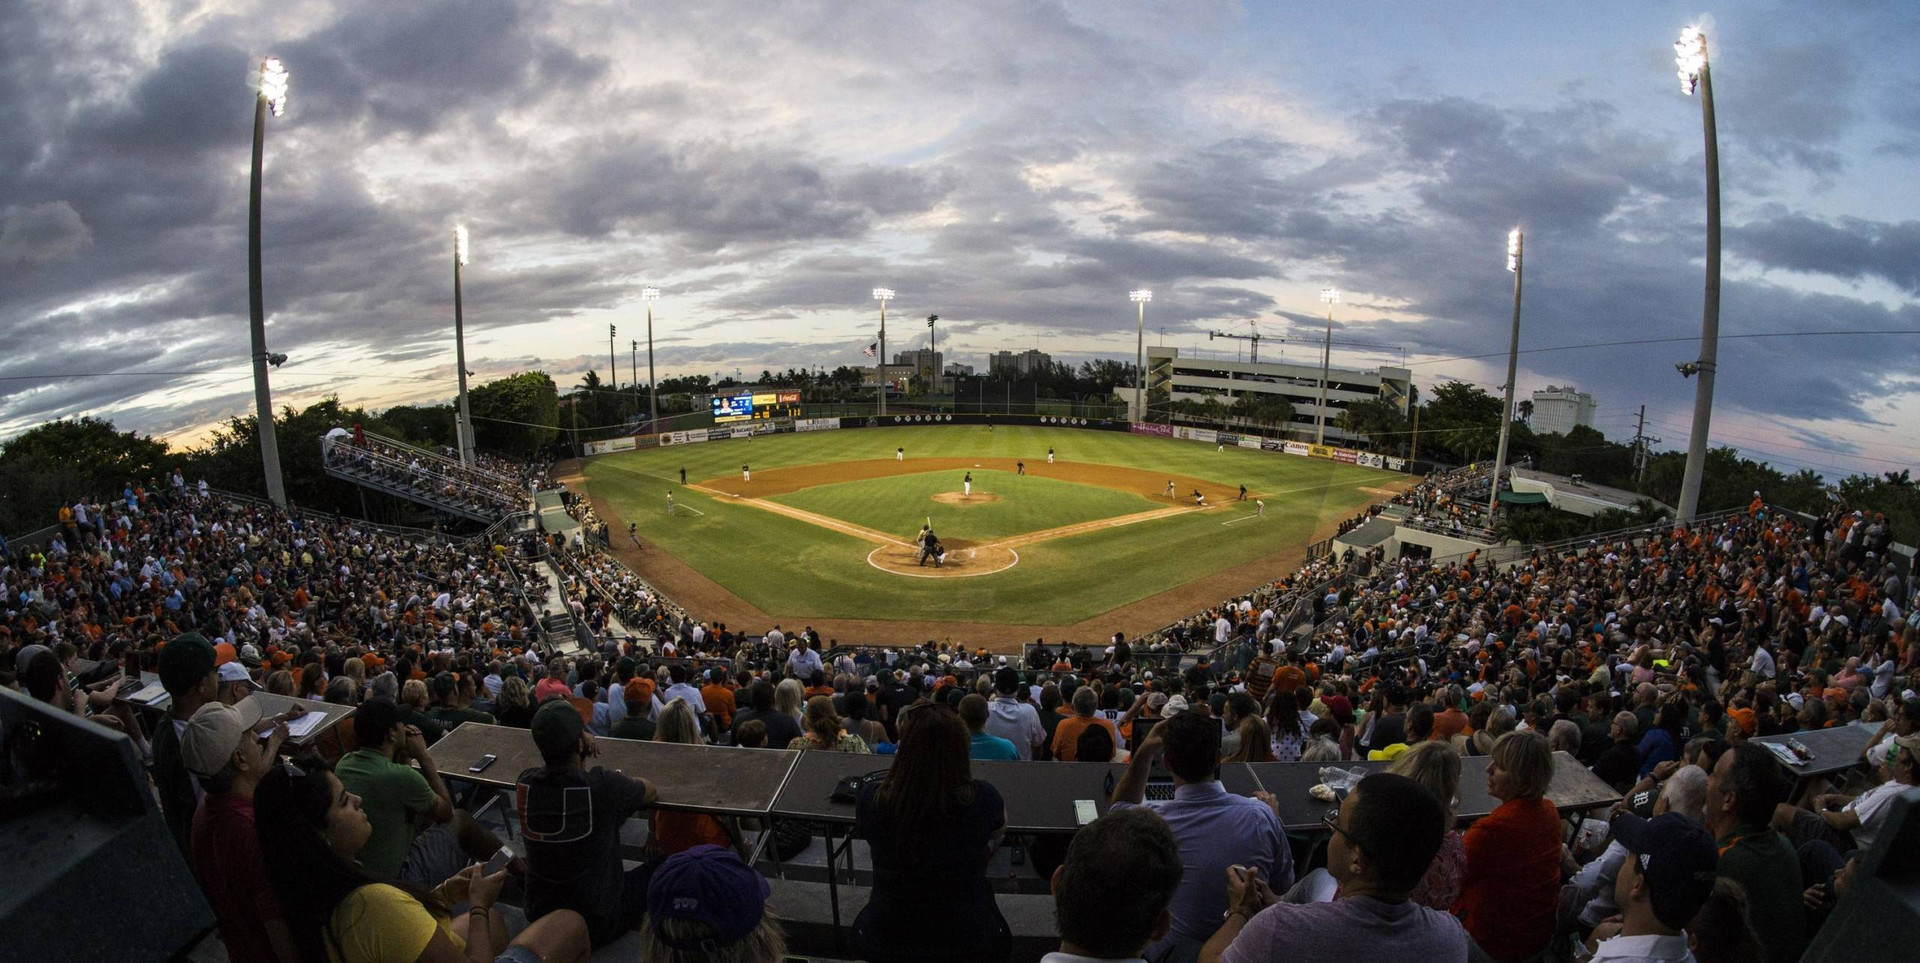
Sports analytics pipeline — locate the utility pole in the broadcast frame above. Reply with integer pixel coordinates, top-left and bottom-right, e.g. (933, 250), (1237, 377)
(630, 339), (639, 421)
(1631, 404), (1661, 492)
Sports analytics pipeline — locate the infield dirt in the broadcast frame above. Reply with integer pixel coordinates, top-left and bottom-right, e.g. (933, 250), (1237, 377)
(559, 457), (1412, 651)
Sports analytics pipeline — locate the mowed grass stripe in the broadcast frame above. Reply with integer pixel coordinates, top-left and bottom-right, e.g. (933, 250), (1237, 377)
(767, 469), (1161, 544)
(586, 426), (1395, 624)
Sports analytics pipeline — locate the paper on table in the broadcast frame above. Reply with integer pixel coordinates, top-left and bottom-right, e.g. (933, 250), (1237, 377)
(1761, 741), (1807, 767)
(284, 712), (326, 739)
(127, 681), (168, 704)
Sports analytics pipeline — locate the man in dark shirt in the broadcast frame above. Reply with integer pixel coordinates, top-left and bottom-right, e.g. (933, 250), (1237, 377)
(878, 671), (920, 741)
(730, 679), (802, 746)
(1705, 741), (1804, 961)
(152, 632), (220, 857)
(517, 700), (658, 948)
(1592, 711), (1643, 792)
(426, 671), (495, 729)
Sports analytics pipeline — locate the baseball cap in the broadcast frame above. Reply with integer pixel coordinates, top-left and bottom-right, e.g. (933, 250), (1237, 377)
(646, 845), (772, 950)
(179, 699), (266, 778)
(530, 698), (585, 759)
(13, 643), (51, 675)
(213, 642), (237, 666)
(623, 678), (653, 705)
(217, 662), (264, 691)
(159, 633), (218, 696)
(238, 644), (264, 668)
(1611, 813), (1718, 930)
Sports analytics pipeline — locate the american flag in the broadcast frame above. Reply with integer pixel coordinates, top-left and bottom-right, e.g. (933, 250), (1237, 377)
(863, 342), (877, 358)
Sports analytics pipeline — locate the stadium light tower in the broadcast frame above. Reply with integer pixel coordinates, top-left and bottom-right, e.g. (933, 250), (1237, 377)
(1130, 289), (1152, 421)
(247, 56), (290, 507)
(873, 287), (895, 415)
(1315, 287), (1340, 445)
(1488, 228), (1524, 517)
(643, 287), (660, 430)
(1673, 24), (1720, 523)
(451, 225), (475, 466)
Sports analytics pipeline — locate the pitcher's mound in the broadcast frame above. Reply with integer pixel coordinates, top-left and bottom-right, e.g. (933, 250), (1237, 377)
(931, 492), (1000, 505)
(868, 542), (1018, 578)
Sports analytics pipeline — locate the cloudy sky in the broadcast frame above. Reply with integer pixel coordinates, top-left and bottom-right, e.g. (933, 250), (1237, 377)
(4, 0), (1917, 477)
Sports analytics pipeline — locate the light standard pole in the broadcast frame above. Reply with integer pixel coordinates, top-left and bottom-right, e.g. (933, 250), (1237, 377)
(1315, 288), (1340, 445)
(873, 288), (894, 415)
(630, 339), (638, 421)
(1131, 289), (1152, 421)
(451, 225), (475, 466)
(643, 287), (660, 430)
(1488, 228), (1524, 518)
(1674, 24), (1720, 522)
(608, 322), (618, 400)
(247, 57), (289, 507)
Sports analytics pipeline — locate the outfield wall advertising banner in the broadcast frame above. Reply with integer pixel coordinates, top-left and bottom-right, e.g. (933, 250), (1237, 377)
(1358, 452), (1385, 468)
(1284, 441), (1310, 456)
(1238, 436), (1262, 450)
(1309, 444), (1335, 459)
(796, 417), (841, 432)
(1335, 448), (1360, 464)
(1130, 422), (1173, 437)
(1190, 428), (1218, 444)
(1386, 457), (1407, 471)
(1260, 438), (1284, 452)
(585, 436), (638, 456)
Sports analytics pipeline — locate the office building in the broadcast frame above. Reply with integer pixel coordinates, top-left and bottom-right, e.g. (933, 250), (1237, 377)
(988, 349), (1052, 377)
(1529, 386), (1596, 436)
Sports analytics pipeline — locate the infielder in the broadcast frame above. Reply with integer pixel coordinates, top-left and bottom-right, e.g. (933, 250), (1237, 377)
(1256, 499), (1265, 516)
(1164, 480), (1176, 498)
(1016, 460), (1025, 475)
(963, 472), (973, 496)
(1238, 484), (1248, 501)
(667, 492), (675, 516)
(742, 464), (751, 482)
(1047, 447), (1055, 464)
(896, 447), (904, 461)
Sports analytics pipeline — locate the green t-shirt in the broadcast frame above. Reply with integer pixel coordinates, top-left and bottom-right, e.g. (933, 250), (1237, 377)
(1716, 823), (1805, 962)
(334, 749), (438, 877)
(609, 717), (655, 741)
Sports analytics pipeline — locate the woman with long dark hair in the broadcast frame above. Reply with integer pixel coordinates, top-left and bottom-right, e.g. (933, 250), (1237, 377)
(851, 704), (1009, 962)
(252, 756), (589, 962)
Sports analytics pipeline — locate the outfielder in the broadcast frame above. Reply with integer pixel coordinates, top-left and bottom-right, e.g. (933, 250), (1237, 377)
(896, 447), (904, 461)
(1047, 447), (1055, 464)
(1256, 499), (1265, 516)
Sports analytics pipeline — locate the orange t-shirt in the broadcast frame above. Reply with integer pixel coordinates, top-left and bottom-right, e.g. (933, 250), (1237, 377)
(1051, 716), (1120, 762)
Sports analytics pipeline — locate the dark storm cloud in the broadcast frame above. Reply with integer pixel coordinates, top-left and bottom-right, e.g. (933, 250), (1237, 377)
(1733, 214), (1920, 296)
(0, 202), (92, 263)
(518, 135), (952, 247)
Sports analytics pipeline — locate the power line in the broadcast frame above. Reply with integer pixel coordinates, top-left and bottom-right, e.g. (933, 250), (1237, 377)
(1403, 328), (1920, 368)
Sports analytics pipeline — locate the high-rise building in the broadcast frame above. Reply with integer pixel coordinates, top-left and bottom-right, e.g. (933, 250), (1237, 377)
(891, 348), (943, 374)
(1529, 386), (1596, 436)
(943, 362), (974, 377)
(1145, 346), (1411, 444)
(987, 349), (1052, 377)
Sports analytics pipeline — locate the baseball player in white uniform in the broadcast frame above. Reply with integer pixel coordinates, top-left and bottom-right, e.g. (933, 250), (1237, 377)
(742, 464), (751, 482)
(896, 447), (904, 461)
(963, 472), (972, 496)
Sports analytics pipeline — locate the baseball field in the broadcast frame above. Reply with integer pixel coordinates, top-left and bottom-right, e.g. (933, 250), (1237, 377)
(566, 424), (1407, 647)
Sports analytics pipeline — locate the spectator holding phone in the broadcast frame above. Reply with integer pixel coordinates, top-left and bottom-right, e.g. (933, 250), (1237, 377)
(254, 756), (590, 962)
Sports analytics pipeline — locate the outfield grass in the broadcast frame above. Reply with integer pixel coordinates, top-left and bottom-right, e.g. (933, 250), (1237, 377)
(768, 469), (1162, 543)
(584, 425), (1392, 625)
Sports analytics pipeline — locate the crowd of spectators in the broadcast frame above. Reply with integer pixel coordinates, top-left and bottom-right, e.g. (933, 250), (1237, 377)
(6, 448), (1916, 961)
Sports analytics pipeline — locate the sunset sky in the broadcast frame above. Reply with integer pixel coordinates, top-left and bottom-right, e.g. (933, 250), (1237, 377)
(4, 1), (1916, 477)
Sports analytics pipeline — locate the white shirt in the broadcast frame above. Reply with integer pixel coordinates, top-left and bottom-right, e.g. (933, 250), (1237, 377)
(1749, 646), (1776, 679)
(1588, 932), (1694, 963)
(985, 696), (1046, 760)
(1848, 778), (1909, 852)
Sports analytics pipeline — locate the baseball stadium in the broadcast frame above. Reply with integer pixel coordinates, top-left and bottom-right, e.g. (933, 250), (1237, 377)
(7, 6), (1917, 963)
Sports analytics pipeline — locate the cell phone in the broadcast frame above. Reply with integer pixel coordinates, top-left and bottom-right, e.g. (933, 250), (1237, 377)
(468, 754), (498, 774)
(1074, 799), (1098, 826)
(484, 844), (515, 875)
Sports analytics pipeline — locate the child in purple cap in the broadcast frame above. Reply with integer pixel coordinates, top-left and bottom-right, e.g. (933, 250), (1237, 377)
(642, 845), (786, 961)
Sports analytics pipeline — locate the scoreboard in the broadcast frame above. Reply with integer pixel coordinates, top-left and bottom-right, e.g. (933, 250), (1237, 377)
(712, 390), (802, 424)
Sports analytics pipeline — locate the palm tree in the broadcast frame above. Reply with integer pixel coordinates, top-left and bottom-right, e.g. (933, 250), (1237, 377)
(1517, 399), (1534, 424)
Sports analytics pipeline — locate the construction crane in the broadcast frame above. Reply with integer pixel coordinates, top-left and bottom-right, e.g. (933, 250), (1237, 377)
(1207, 321), (1405, 365)
(1207, 322), (1267, 362)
